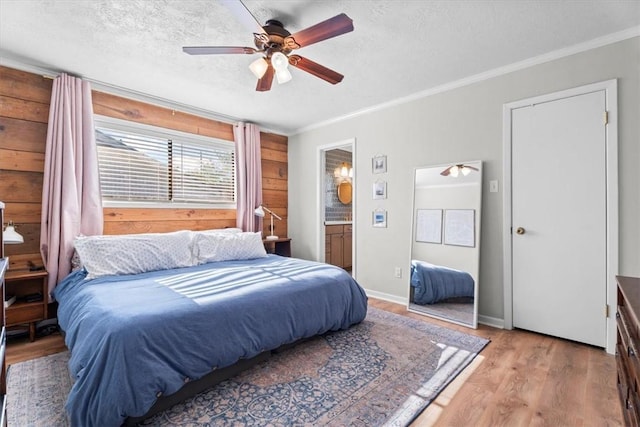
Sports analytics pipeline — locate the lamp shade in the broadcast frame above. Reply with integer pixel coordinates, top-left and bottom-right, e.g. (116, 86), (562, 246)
(3, 221), (24, 244)
(275, 68), (292, 84)
(271, 52), (288, 71)
(254, 205), (281, 220)
(249, 57), (269, 79)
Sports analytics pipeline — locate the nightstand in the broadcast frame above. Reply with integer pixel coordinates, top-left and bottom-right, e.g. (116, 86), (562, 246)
(4, 269), (48, 342)
(263, 238), (291, 257)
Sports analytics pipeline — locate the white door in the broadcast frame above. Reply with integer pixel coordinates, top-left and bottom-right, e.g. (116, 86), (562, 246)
(512, 90), (606, 347)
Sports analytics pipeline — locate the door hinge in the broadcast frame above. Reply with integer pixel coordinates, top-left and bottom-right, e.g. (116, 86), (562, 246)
(604, 111), (609, 125)
(605, 304), (610, 317)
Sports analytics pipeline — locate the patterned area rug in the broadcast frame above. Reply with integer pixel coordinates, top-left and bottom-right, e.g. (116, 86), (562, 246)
(7, 307), (488, 426)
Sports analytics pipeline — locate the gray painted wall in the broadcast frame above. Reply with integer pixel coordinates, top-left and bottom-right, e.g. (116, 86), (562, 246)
(288, 37), (640, 321)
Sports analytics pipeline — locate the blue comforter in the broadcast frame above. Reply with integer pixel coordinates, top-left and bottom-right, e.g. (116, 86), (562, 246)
(54, 255), (368, 427)
(410, 260), (475, 304)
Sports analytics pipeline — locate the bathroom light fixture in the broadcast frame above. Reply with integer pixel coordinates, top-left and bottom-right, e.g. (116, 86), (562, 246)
(340, 163), (349, 177)
(3, 220), (24, 244)
(254, 205), (282, 240)
(337, 162), (353, 178)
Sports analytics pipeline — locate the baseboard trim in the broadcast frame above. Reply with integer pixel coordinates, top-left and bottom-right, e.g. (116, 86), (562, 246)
(364, 289), (407, 306)
(478, 315), (504, 329)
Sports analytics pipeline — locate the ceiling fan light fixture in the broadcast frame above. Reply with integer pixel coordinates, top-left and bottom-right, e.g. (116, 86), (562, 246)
(249, 57), (269, 78)
(450, 166), (460, 177)
(276, 68), (292, 84)
(461, 166), (471, 176)
(271, 52), (289, 72)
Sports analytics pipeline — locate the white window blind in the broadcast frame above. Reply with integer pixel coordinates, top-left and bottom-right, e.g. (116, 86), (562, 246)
(95, 119), (235, 207)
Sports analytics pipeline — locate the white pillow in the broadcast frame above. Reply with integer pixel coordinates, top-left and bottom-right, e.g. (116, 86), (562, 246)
(193, 232), (267, 264)
(74, 230), (194, 279)
(197, 227), (243, 234)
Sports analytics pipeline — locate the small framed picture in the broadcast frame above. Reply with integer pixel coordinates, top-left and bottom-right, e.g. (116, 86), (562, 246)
(372, 155), (387, 174)
(373, 209), (387, 228)
(373, 180), (387, 199)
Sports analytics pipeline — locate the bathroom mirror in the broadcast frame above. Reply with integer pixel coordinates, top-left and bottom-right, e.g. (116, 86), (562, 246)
(408, 160), (482, 328)
(337, 181), (352, 204)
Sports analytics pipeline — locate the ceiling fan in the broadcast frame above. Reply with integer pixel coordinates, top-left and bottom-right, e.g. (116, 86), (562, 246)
(183, 0), (354, 92)
(440, 164), (479, 177)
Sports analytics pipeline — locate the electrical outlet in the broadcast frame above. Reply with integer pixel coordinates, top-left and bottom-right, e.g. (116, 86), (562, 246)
(394, 267), (402, 278)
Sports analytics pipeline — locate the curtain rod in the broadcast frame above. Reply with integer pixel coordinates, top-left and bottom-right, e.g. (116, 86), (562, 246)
(42, 72), (239, 124)
(0, 53), (283, 134)
(38, 71), (286, 133)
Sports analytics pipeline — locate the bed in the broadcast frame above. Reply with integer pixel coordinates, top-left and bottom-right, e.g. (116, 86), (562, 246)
(54, 230), (368, 427)
(410, 259), (474, 304)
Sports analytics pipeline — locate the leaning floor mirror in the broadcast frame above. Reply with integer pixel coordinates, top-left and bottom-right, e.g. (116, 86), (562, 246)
(407, 161), (482, 328)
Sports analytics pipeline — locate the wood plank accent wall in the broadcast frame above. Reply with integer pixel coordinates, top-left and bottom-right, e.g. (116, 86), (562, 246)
(0, 66), (51, 270)
(0, 65), (288, 271)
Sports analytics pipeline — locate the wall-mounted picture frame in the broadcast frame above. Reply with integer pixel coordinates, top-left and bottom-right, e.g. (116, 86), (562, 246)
(415, 209), (442, 243)
(373, 180), (387, 199)
(373, 209), (387, 228)
(372, 155), (387, 174)
(444, 209), (475, 247)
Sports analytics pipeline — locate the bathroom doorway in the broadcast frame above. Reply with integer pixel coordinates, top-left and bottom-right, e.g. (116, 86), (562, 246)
(318, 139), (356, 277)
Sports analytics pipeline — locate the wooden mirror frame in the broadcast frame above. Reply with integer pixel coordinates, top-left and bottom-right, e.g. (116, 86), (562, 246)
(337, 181), (352, 204)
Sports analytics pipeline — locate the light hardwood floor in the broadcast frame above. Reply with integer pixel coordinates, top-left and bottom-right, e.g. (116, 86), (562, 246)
(6, 298), (622, 426)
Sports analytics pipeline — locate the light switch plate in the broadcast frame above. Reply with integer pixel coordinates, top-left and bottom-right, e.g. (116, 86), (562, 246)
(490, 180), (499, 193)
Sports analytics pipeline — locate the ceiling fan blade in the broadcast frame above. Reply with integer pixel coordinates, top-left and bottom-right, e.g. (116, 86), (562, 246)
(440, 166), (453, 176)
(288, 55), (344, 85)
(256, 64), (275, 92)
(285, 13), (353, 49)
(183, 46), (257, 55)
(221, 0), (268, 38)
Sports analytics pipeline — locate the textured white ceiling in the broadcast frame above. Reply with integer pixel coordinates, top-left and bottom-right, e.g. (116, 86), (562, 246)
(1, 0), (639, 134)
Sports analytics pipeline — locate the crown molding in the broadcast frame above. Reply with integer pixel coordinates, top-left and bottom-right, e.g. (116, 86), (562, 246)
(293, 26), (640, 135)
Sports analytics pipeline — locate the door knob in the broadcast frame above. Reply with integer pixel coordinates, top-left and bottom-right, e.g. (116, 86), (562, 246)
(516, 227), (526, 235)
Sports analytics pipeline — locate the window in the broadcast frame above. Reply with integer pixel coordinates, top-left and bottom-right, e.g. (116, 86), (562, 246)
(95, 117), (235, 208)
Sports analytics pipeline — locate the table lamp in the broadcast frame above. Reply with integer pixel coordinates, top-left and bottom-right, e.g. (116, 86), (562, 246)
(3, 221), (24, 245)
(254, 205), (281, 240)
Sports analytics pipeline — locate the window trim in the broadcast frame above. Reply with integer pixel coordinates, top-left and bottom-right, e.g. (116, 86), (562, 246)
(94, 115), (236, 210)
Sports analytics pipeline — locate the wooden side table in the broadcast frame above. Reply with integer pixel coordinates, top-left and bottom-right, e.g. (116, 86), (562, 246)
(263, 238), (291, 257)
(4, 269), (48, 342)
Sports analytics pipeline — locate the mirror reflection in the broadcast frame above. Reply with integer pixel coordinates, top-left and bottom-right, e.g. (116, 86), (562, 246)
(408, 161), (482, 328)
